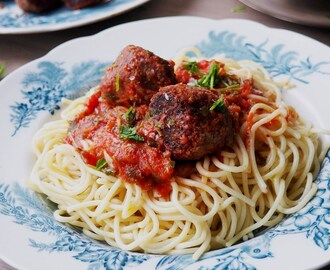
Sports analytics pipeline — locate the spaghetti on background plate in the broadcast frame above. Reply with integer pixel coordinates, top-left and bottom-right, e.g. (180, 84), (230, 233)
(28, 45), (325, 260)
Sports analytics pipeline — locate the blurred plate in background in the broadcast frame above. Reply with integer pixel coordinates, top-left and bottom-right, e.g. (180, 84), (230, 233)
(240, 0), (330, 27)
(0, 0), (150, 34)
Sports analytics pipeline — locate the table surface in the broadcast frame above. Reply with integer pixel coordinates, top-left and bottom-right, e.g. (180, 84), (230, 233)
(0, 0), (329, 269)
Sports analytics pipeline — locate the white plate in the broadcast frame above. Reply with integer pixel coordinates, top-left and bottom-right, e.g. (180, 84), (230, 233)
(240, 0), (330, 28)
(1, 16), (330, 270)
(0, 0), (150, 34)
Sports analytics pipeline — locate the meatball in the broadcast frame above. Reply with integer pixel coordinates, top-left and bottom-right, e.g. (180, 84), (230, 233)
(15, 0), (62, 13)
(100, 45), (177, 107)
(63, 0), (104, 9)
(148, 84), (232, 160)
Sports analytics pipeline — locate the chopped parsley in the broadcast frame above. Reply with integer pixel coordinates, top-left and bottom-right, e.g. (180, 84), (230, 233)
(210, 95), (226, 112)
(231, 4), (246, 13)
(96, 158), (107, 170)
(120, 125), (144, 142)
(99, 67), (108, 72)
(167, 117), (175, 127)
(100, 63), (117, 72)
(197, 61), (221, 89)
(123, 106), (135, 124)
(224, 82), (241, 91)
(183, 61), (200, 75)
(115, 73), (120, 92)
(0, 65), (5, 80)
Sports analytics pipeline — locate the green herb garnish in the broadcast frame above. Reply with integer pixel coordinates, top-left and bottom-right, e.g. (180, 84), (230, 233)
(224, 82), (241, 91)
(210, 95), (226, 112)
(167, 117), (175, 127)
(231, 4), (246, 13)
(123, 106), (135, 124)
(197, 61), (221, 89)
(99, 67), (108, 72)
(0, 65), (5, 80)
(183, 61), (200, 75)
(115, 73), (120, 92)
(100, 63), (117, 72)
(96, 158), (107, 170)
(120, 125), (144, 142)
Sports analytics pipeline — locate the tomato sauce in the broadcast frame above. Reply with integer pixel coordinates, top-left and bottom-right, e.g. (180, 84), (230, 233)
(66, 59), (266, 198)
(176, 60), (225, 84)
(65, 91), (174, 198)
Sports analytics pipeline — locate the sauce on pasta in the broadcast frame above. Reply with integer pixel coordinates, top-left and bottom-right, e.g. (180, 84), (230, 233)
(28, 45), (324, 260)
(65, 92), (174, 198)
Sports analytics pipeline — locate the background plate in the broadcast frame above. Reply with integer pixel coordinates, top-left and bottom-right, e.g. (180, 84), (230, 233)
(0, 0), (150, 34)
(239, 0), (330, 28)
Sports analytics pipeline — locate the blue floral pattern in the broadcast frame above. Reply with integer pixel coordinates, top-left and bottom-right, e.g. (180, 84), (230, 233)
(1, 149), (330, 269)
(10, 60), (110, 136)
(196, 31), (330, 84)
(268, 160), (330, 251)
(0, 0), (134, 29)
(0, 183), (150, 270)
(1, 30), (330, 269)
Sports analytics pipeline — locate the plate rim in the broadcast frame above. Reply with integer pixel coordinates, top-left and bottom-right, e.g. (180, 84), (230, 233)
(1, 16), (330, 270)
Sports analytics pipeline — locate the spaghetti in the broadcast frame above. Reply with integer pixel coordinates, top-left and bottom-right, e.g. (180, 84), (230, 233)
(28, 47), (324, 260)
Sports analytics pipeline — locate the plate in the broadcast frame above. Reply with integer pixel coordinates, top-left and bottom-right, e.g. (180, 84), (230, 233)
(0, 0), (150, 34)
(1, 16), (330, 270)
(239, 0), (330, 28)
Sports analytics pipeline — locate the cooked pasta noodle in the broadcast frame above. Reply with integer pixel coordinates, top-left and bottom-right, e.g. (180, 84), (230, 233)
(28, 48), (325, 260)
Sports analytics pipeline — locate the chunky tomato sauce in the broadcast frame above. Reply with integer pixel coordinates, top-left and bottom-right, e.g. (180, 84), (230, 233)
(65, 92), (174, 198)
(65, 59), (267, 198)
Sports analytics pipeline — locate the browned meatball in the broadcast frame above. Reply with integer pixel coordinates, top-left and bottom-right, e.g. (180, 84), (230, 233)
(100, 45), (177, 107)
(148, 84), (232, 160)
(15, 0), (62, 13)
(63, 0), (104, 9)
